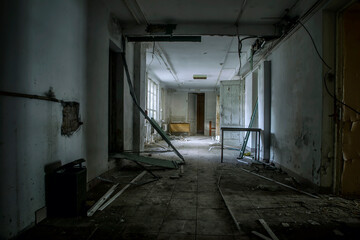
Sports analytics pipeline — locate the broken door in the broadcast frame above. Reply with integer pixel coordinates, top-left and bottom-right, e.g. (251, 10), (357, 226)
(338, 3), (360, 195)
(220, 80), (245, 145)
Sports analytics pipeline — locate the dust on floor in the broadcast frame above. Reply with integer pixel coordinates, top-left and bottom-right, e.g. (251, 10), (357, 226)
(18, 136), (360, 240)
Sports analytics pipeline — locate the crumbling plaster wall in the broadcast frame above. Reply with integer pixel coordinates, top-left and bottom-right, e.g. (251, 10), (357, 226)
(220, 80), (245, 145)
(0, 0), (133, 238)
(266, 11), (323, 185)
(0, 0), (88, 238)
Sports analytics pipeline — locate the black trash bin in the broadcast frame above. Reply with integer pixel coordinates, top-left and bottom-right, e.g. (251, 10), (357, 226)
(46, 159), (87, 217)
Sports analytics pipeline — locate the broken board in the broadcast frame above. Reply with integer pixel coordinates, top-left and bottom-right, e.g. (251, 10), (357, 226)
(112, 153), (180, 169)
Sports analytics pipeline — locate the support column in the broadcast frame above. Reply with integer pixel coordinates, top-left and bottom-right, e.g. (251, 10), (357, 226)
(263, 61), (271, 161)
(133, 43), (146, 152)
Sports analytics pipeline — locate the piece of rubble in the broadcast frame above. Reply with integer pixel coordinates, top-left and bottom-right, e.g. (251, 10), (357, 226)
(308, 220), (320, 225)
(333, 229), (344, 236)
(282, 223), (290, 227)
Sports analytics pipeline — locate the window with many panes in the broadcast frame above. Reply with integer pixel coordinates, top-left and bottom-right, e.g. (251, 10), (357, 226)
(147, 78), (158, 120)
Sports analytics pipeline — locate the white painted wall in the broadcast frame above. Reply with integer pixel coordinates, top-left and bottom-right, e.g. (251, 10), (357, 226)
(0, 0), (134, 238)
(163, 90), (217, 135)
(0, 0), (87, 237)
(244, 74), (253, 129)
(170, 92), (188, 123)
(244, 73), (255, 149)
(86, 0), (112, 179)
(220, 80), (245, 145)
(257, 61), (271, 161)
(266, 11), (323, 184)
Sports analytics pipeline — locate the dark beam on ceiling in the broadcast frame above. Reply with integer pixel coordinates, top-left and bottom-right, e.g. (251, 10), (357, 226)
(127, 36), (202, 42)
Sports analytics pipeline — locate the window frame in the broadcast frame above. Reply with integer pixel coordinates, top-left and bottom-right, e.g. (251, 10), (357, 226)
(146, 78), (159, 121)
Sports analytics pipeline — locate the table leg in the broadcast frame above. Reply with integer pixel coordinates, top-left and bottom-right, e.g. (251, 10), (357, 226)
(257, 131), (260, 161)
(221, 130), (224, 163)
(255, 132), (257, 162)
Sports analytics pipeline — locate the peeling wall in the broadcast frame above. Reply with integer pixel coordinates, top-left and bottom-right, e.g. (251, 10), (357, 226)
(0, 0), (130, 238)
(220, 80), (245, 145)
(0, 0), (88, 238)
(267, 11), (323, 184)
(340, 3), (360, 195)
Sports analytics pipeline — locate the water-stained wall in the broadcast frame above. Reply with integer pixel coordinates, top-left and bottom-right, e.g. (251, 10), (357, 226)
(267, 11), (323, 184)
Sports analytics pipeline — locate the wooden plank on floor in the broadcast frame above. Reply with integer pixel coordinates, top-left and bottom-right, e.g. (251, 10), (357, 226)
(99, 171), (147, 211)
(258, 219), (279, 240)
(87, 184), (119, 216)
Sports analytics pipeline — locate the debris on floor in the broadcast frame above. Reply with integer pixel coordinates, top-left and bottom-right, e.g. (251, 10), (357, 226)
(281, 223), (290, 228)
(208, 142), (242, 152)
(18, 136), (360, 240)
(111, 152), (181, 169)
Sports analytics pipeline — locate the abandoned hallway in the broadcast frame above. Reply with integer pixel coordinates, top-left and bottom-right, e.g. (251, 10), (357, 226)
(1, 0), (360, 239)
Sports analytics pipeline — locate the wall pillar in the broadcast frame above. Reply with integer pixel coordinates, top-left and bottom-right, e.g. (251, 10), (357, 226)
(133, 43), (146, 152)
(258, 61), (271, 162)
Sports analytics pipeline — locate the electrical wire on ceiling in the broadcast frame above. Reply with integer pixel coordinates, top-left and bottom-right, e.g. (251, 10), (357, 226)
(148, 43), (180, 84)
(235, 0), (248, 24)
(236, 35), (258, 72)
(146, 42), (156, 73)
(298, 20), (360, 115)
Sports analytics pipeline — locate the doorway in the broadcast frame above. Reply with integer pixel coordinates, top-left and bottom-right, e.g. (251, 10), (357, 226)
(196, 93), (205, 134)
(108, 42), (124, 154)
(108, 49), (117, 153)
(336, 3), (360, 196)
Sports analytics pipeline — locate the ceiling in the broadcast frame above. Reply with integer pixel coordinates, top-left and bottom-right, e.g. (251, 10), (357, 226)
(146, 36), (254, 89)
(104, 0), (319, 89)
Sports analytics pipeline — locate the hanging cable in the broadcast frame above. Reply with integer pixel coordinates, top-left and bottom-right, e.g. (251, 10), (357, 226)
(298, 20), (360, 115)
(237, 34), (258, 72)
(146, 42), (155, 73)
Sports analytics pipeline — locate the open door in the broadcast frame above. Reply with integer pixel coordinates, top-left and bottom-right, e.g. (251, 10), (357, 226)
(337, 3), (360, 196)
(108, 43), (124, 154)
(108, 49), (117, 153)
(188, 93), (197, 135)
(196, 93), (205, 134)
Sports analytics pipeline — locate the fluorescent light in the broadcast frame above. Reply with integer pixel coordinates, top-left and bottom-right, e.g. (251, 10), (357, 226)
(193, 74), (207, 80)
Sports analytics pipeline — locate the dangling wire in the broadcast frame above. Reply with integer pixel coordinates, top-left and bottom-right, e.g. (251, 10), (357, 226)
(146, 41), (156, 73)
(237, 35), (258, 73)
(298, 20), (360, 115)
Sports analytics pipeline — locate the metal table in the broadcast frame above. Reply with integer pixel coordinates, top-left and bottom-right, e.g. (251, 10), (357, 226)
(221, 127), (261, 163)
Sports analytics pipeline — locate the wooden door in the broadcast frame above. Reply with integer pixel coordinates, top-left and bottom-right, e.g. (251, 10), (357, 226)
(196, 93), (205, 134)
(339, 3), (360, 195)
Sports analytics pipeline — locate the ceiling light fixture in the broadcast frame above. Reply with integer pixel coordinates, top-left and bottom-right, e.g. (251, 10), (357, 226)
(193, 74), (207, 80)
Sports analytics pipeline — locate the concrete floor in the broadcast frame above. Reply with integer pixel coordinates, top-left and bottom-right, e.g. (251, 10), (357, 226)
(19, 136), (360, 239)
